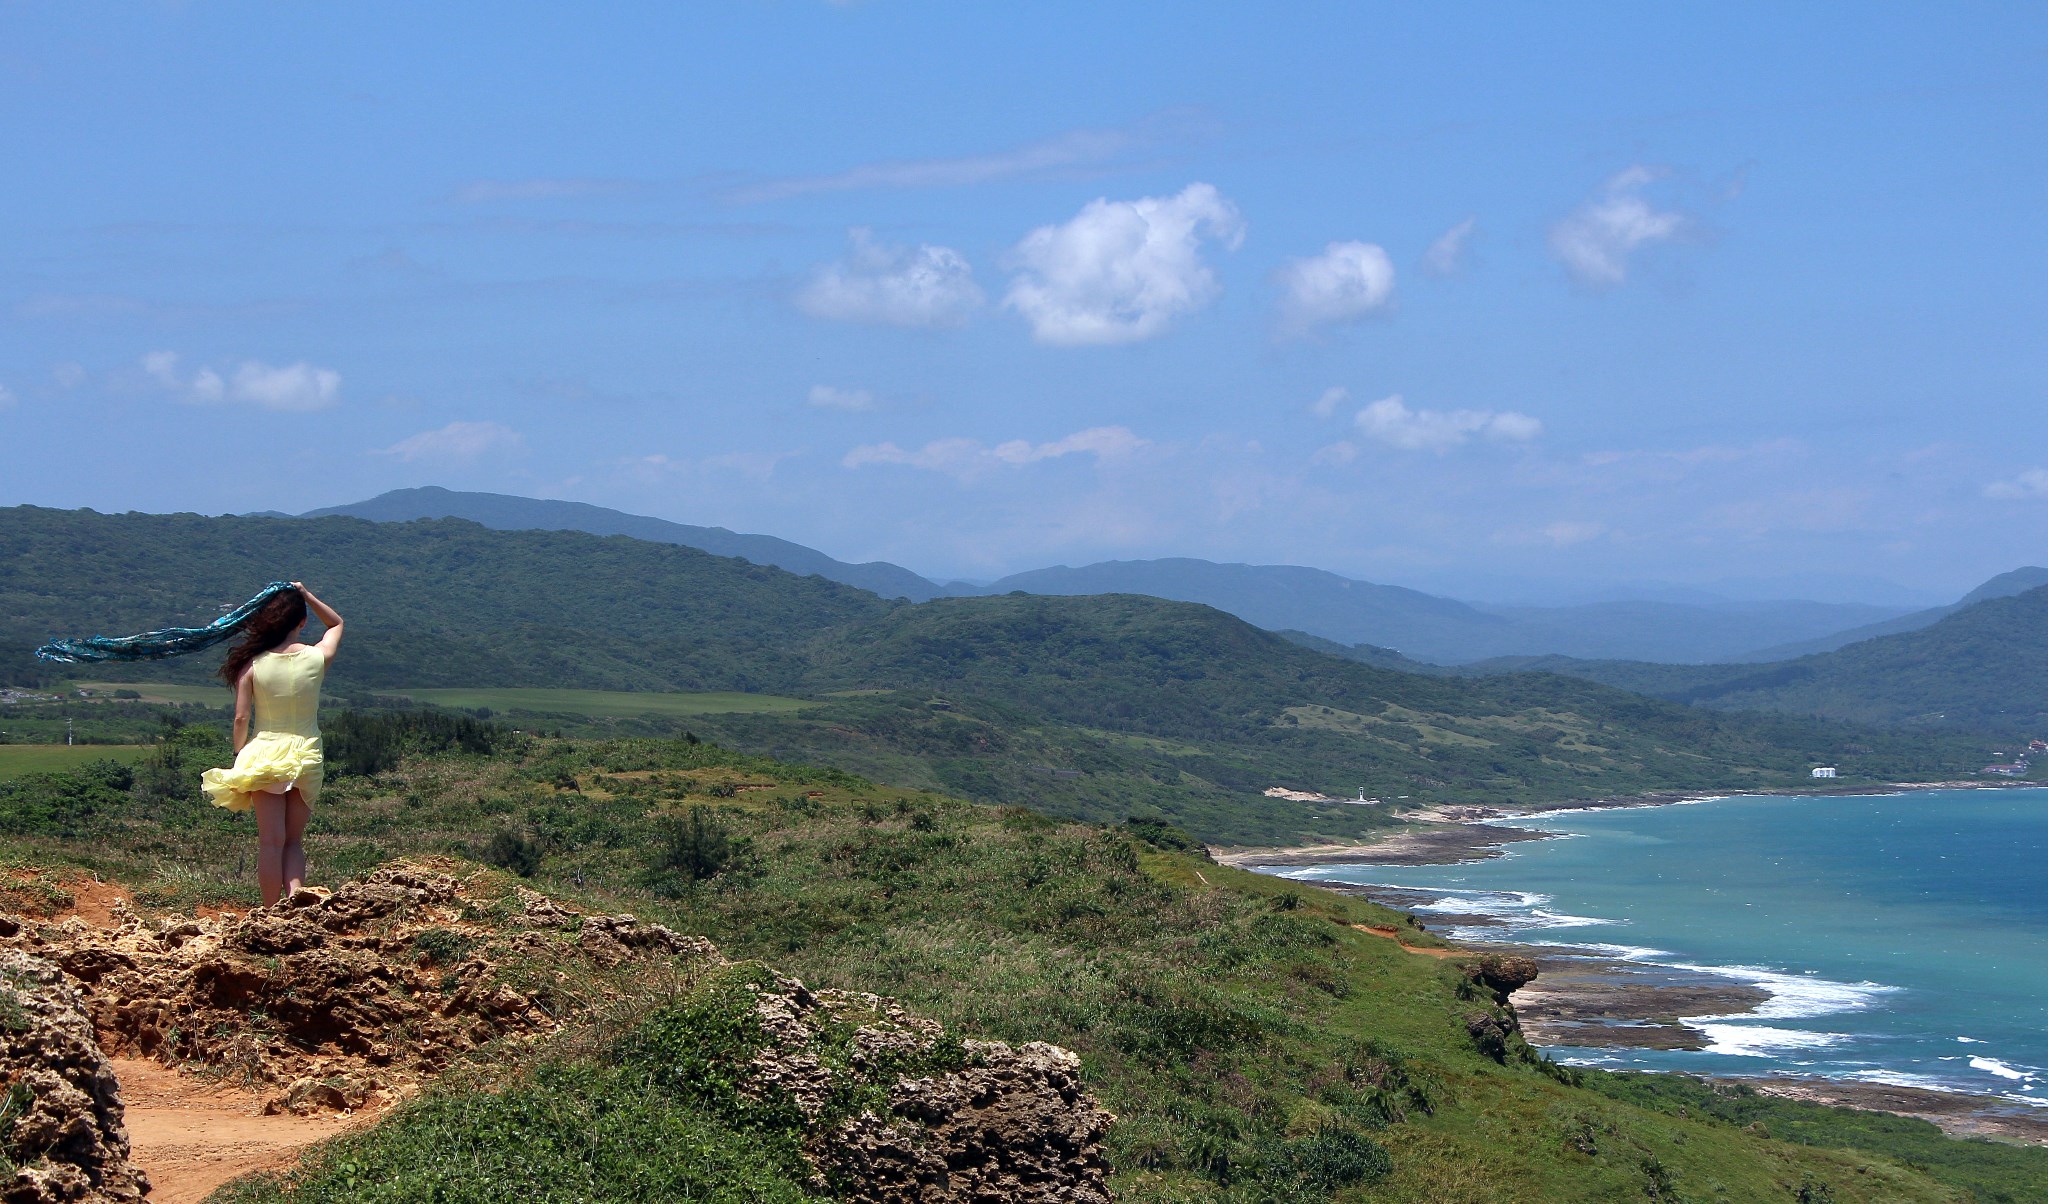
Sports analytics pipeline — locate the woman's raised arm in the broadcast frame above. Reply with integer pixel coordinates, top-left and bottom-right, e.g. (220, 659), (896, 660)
(293, 582), (345, 663)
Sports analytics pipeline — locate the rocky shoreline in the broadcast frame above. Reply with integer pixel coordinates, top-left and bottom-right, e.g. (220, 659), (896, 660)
(1232, 790), (2048, 1148)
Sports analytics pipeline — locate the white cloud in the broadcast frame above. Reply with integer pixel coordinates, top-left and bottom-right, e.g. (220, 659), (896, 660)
(1985, 468), (2048, 500)
(1004, 183), (1244, 346)
(808, 384), (875, 411)
(0, 383), (15, 409)
(142, 351), (340, 411)
(1310, 386), (1348, 418)
(1310, 441), (1358, 466)
(1542, 521), (1606, 546)
(1549, 166), (1689, 287)
(731, 126), (1136, 203)
(844, 425), (1146, 481)
(1354, 394), (1542, 452)
(796, 229), (984, 329)
(374, 421), (524, 464)
(1422, 217), (1476, 277)
(1276, 240), (1395, 331)
(51, 362), (85, 389)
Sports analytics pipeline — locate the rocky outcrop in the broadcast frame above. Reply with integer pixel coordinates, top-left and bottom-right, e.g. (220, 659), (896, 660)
(1462, 953), (1540, 1004)
(0, 864), (713, 1115)
(3, 863), (1116, 1202)
(0, 950), (148, 1204)
(743, 980), (1114, 1202)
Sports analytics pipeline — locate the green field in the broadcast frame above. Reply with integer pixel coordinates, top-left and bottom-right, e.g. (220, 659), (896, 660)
(0, 744), (147, 779)
(72, 681), (228, 705)
(392, 687), (818, 720)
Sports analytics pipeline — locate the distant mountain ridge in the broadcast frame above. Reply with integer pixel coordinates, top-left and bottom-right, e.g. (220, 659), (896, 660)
(1742, 566), (2048, 659)
(306, 488), (1942, 665)
(1436, 584), (2048, 733)
(304, 487), (946, 601)
(965, 559), (1908, 665)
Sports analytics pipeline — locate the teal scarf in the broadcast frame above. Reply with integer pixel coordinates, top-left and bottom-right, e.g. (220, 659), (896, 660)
(35, 582), (299, 664)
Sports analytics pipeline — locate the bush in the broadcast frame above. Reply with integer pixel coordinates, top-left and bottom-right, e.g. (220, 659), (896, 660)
(483, 829), (543, 878)
(643, 808), (749, 897)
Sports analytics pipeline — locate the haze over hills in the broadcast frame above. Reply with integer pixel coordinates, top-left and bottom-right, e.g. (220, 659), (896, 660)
(1441, 584), (2048, 734)
(307, 488), (1919, 665)
(0, 504), (1991, 842)
(304, 486), (947, 602)
(967, 560), (1909, 663)
(1741, 566), (2048, 660)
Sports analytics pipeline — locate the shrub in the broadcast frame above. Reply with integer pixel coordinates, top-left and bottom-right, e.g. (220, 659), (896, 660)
(483, 829), (543, 878)
(643, 808), (749, 896)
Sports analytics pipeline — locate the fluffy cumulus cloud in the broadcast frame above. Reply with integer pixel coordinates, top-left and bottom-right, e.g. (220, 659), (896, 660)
(1275, 240), (1395, 331)
(1004, 183), (1244, 346)
(1310, 386), (1349, 418)
(374, 420), (524, 464)
(796, 229), (984, 329)
(1985, 468), (2048, 500)
(844, 425), (1145, 481)
(1422, 217), (1476, 277)
(1548, 166), (1689, 287)
(143, 351), (340, 411)
(1354, 394), (1542, 452)
(807, 384), (876, 411)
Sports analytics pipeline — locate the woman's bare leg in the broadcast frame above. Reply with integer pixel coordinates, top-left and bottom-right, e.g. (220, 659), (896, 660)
(254, 794), (288, 905)
(283, 789), (311, 896)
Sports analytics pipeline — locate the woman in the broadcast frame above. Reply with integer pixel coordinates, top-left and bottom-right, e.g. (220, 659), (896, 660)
(199, 583), (345, 904)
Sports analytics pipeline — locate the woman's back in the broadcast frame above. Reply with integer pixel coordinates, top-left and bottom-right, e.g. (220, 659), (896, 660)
(250, 646), (324, 738)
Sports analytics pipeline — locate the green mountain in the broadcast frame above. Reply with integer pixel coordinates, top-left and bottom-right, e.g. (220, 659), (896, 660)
(1739, 565), (2048, 660)
(0, 505), (1995, 844)
(1444, 586), (2048, 733)
(967, 557), (1909, 663)
(313, 490), (1914, 662)
(0, 505), (893, 693)
(305, 485), (947, 601)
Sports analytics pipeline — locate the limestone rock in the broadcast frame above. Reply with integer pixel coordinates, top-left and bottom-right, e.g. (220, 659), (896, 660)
(0, 950), (147, 1204)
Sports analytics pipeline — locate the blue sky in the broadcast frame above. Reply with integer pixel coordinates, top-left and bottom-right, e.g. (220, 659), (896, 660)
(3, 3), (2043, 602)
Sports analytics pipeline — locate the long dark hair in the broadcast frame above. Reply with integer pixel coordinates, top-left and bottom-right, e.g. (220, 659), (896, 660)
(217, 589), (307, 685)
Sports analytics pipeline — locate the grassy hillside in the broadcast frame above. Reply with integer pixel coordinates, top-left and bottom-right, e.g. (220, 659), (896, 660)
(967, 557), (1908, 664)
(0, 504), (893, 692)
(0, 507), (1999, 845)
(306, 485), (945, 601)
(3, 725), (2044, 1201)
(1450, 587), (2048, 735)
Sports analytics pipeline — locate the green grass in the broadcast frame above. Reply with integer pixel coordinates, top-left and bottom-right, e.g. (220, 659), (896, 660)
(71, 681), (228, 705)
(0, 744), (147, 779)
(392, 688), (819, 719)
(5, 722), (2037, 1202)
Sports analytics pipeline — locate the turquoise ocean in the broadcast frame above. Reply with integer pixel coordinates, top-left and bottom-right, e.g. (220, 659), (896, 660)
(1279, 789), (2048, 1103)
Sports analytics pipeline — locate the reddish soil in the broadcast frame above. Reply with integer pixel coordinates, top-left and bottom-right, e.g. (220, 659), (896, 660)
(112, 1057), (378, 1204)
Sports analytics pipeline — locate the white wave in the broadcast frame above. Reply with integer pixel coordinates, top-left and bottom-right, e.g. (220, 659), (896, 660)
(1957, 1036), (1987, 1044)
(1695, 1023), (1848, 1058)
(1545, 941), (1672, 961)
(1847, 1068), (1962, 1092)
(1663, 962), (1894, 1021)
(1970, 1057), (2036, 1082)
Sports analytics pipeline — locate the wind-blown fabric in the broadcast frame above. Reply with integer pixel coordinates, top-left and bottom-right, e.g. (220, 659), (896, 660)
(34, 581), (299, 664)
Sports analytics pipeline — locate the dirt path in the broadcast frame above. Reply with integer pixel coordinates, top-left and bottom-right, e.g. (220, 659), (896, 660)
(113, 1058), (374, 1203)
(1351, 924), (1460, 958)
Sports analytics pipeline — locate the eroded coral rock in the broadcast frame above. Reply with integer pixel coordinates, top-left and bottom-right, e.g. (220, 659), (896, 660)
(742, 978), (1114, 1202)
(0, 950), (148, 1204)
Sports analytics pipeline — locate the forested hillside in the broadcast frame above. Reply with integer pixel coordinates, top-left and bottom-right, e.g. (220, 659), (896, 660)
(0, 505), (893, 692)
(1444, 586), (2048, 734)
(1, 506), (1998, 843)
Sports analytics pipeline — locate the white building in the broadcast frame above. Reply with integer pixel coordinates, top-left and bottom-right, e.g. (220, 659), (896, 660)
(1811, 766), (1838, 779)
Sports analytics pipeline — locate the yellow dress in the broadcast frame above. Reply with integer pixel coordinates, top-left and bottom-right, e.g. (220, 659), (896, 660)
(201, 646), (326, 811)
